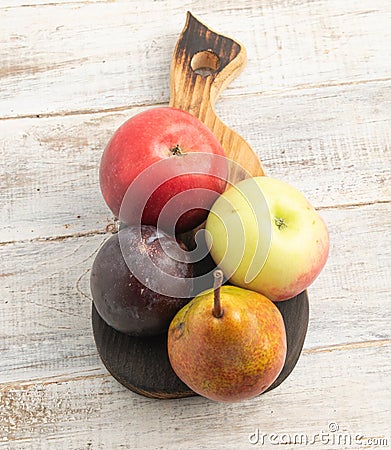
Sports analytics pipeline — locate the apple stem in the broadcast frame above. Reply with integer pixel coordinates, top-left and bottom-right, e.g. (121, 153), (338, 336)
(170, 144), (185, 156)
(213, 269), (224, 318)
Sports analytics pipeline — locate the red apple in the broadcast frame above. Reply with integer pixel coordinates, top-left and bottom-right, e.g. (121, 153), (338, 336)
(100, 107), (227, 234)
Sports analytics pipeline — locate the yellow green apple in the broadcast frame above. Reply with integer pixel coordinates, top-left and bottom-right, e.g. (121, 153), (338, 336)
(205, 176), (329, 301)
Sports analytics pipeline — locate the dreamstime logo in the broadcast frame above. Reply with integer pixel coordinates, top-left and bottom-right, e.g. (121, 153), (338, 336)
(248, 422), (390, 447)
(118, 153), (271, 297)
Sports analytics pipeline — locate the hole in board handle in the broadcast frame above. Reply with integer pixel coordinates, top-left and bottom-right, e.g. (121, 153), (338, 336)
(191, 50), (220, 77)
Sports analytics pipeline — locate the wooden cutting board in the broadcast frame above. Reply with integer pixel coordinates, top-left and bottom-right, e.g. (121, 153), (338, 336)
(92, 11), (309, 399)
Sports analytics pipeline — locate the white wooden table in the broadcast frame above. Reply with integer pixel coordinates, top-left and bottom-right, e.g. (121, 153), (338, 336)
(1, 1), (390, 448)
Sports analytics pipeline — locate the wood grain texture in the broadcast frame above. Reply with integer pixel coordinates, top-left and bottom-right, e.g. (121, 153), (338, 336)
(1, 80), (390, 243)
(169, 12), (264, 181)
(0, 204), (389, 383)
(1, 0), (390, 447)
(1, 344), (390, 448)
(1, 1), (391, 118)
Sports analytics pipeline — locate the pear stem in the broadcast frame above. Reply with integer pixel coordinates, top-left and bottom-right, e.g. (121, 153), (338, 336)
(213, 269), (224, 318)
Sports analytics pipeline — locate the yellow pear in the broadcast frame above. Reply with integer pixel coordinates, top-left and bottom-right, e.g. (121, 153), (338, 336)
(167, 270), (287, 402)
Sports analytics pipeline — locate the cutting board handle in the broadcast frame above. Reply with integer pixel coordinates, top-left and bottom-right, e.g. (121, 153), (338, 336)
(169, 12), (264, 180)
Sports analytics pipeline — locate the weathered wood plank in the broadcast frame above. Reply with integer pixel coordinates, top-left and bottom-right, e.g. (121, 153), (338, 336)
(1, 80), (390, 243)
(1, 0), (108, 7)
(0, 233), (103, 384)
(1, 0), (390, 117)
(1, 2), (390, 448)
(0, 203), (389, 384)
(0, 111), (116, 244)
(1, 343), (389, 448)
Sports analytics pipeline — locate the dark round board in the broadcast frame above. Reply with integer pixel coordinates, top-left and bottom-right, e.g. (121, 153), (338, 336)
(92, 290), (309, 399)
